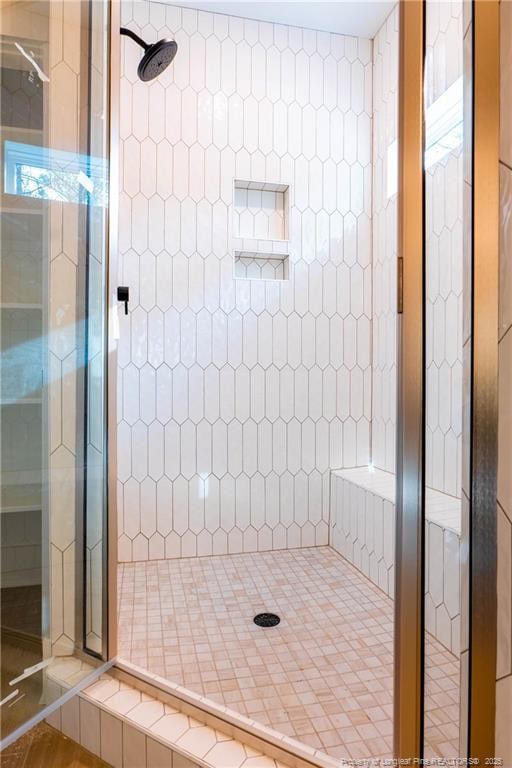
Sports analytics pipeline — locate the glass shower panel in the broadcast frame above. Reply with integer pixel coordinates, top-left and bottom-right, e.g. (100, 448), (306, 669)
(423, 0), (465, 757)
(84, 0), (110, 658)
(0, 0), (109, 739)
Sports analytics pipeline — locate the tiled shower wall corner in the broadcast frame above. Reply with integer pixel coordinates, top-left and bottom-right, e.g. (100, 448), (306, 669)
(425, 1), (463, 498)
(117, 1), (373, 561)
(496, 0), (512, 761)
(371, 5), (398, 474)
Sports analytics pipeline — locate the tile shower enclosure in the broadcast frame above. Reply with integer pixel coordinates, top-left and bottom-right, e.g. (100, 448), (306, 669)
(117, 1), (380, 562)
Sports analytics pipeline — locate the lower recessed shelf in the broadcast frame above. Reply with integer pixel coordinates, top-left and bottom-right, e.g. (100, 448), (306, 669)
(234, 251), (289, 281)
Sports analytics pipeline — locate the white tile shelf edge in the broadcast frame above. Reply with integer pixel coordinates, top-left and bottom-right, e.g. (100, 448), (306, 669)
(233, 240), (289, 256)
(46, 670), (339, 768)
(232, 240), (289, 257)
(234, 252), (289, 263)
(234, 179), (290, 194)
(234, 252), (290, 282)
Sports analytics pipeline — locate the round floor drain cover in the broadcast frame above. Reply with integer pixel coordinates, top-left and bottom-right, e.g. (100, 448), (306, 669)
(253, 612), (280, 627)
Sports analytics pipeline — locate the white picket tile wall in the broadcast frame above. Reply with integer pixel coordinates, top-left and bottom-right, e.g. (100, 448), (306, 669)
(117, 1), (373, 561)
(371, 6), (398, 474)
(424, 1), (463, 498)
(425, 151), (463, 498)
(371, 2), (464, 501)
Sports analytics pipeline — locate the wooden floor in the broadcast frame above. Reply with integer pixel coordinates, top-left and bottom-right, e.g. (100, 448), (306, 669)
(1, 723), (111, 768)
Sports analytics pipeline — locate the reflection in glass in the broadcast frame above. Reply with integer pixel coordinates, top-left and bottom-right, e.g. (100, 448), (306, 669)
(0, 0), (109, 739)
(423, 0), (464, 758)
(4, 140), (108, 205)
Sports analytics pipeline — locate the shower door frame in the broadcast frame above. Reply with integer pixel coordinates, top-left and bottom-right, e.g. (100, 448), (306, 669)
(394, 0), (425, 757)
(107, 0), (121, 663)
(104, 0), (501, 761)
(394, 0), (500, 761)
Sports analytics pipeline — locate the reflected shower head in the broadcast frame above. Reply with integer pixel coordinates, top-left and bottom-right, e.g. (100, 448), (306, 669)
(120, 27), (177, 82)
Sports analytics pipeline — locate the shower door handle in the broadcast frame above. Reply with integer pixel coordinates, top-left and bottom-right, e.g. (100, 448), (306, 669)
(117, 286), (129, 315)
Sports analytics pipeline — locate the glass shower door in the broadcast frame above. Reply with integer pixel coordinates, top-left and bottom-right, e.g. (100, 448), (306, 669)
(423, 0), (464, 758)
(422, 0), (500, 761)
(395, 0), (499, 760)
(0, 0), (110, 742)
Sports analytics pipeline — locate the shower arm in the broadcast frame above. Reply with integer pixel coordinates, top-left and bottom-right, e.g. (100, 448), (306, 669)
(120, 27), (149, 52)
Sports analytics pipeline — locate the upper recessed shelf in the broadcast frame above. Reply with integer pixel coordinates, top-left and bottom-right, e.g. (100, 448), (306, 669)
(233, 179), (290, 244)
(235, 180), (289, 193)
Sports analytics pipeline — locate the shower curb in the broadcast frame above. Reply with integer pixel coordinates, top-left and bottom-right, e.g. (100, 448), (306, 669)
(111, 661), (342, 768)
(45, 668), (345, 768)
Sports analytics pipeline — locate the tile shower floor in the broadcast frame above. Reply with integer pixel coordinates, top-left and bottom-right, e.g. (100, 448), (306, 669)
(118, 547), (459, 762)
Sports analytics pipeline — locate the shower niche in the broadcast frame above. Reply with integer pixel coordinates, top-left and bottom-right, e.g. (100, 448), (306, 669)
(232, 179), (290, 281)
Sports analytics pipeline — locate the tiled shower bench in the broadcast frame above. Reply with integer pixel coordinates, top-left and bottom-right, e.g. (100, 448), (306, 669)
(330, 466), (461, 656)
